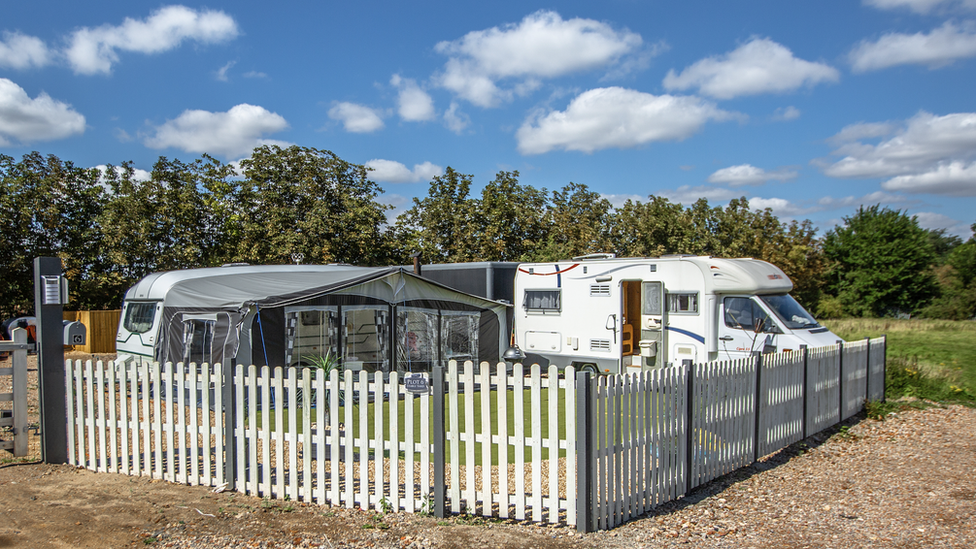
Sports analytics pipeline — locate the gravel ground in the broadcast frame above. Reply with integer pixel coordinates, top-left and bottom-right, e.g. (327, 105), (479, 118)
(2, 354), (975, 548)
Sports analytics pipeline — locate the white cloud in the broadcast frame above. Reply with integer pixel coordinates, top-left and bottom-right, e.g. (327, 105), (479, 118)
(65, 5), (239, 75)
(0, 78), (85, 145)
(443, 102), (470, 134)
(516, 87), (734, 155)
(822, 111), (976, 191)
(215, 60), (235, 81)
(663, 38), (840, 99)
(144, 103), (289, 159)
(708, 164), (798, 186)
(881, 161), (976, 195)
(0, 31), (50, 69)
(433, 10), (644, 107)
(391, 74), (435, 122)
(243, 71), (267, 79)
(864, 0), (976, 14)
(378, 193), (411, 224)
(658, 185), (741, 205)
(817, 191), (914, 208)
(600, 193), (644, 208)
(365, 159), (444, 183)
(95, 164), (151, 183)
(827, 121), (898, 145)
(849, 22), (976, 72)
(773, 106), (801, 121)
(328, 102), (385, 133)
(913, 211), (974, 237)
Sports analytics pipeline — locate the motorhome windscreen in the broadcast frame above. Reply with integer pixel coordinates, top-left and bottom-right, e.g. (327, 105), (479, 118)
(759, 294), (820, 329)
(123, 302), (157, 333)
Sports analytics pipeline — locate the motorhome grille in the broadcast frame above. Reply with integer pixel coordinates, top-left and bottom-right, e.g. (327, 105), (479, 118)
(590, 339), (611, 352)
(589, 284), (611, 297)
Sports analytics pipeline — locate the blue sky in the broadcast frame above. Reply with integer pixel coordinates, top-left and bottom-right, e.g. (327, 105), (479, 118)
(2, 0), (976, 238)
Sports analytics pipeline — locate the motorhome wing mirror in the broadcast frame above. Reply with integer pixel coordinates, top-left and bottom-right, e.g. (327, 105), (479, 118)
(754, 318), (765, 334)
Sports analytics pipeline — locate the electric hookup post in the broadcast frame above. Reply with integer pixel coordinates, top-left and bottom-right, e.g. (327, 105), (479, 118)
(34, 257), (68, 464)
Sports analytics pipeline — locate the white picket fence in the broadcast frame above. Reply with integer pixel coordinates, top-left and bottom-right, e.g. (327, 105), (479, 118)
(65, 337), (886, 531)
(0, 328), (30, 457)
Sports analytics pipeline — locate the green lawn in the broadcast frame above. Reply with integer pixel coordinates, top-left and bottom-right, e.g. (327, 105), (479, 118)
(824, 318), (976, 402)
(247, 385), (571, 465)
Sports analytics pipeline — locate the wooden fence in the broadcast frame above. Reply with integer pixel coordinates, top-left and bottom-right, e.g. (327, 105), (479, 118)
(0, 328), (30, 457)
(63, 310), (120, 354)
(65, 337), (886, 531)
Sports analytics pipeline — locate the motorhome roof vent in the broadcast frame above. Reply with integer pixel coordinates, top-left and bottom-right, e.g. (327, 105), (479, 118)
(572, 253), (616, 261)
(221, 262), (250, 267)
(649, 264), (657, 272)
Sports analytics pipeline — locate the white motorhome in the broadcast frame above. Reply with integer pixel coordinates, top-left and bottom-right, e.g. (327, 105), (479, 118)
(513, 254), (840, 374)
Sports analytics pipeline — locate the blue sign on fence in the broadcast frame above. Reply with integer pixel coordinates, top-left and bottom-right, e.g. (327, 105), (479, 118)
(403, 373), (430, 394)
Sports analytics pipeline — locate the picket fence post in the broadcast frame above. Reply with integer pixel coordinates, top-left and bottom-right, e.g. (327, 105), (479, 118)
(432, 364), (447, 518)
(752, 352), (763, 463)
(575, 371), (594, 533)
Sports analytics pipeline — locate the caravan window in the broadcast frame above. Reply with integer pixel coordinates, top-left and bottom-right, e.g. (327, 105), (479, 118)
(124, 302), (157, 334)
(396, 308), (437, 372)
(523, 290), (561, 313)
(667, 292), (699, 314)
(285, 307), (337, 367)
(442, 311), (479, 364)
(182, 317), (215, 365)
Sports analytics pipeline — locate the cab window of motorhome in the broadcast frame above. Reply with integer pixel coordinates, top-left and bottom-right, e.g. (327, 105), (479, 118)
(523, 290), (561, 313)
(759, 294), (820, 330)
(123, 302), (157, 333)
(724, 297), (778, 333)
(667, 292), (698, 314)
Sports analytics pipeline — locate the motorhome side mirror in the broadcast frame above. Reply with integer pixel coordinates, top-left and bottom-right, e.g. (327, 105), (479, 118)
(753, 318), (765, 334)
(63, 320), (86, 346)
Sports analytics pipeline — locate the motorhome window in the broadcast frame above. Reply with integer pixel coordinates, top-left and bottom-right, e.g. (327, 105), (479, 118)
(759, 294), (820, 330)
(523, 290), (561, 313)
(183, 319), (214, 365)
(123, 302), (157, 334)
(667, 292), (698, 314)
(724, 297), (779, 333)
(642, 282), (663, 315)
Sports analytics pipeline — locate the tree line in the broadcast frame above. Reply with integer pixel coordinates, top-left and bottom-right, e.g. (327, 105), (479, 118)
(2, 147), (974, 321)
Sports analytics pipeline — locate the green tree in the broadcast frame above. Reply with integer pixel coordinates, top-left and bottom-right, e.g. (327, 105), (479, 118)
(474, 170), (549, 261)
(0, 153), (105, 317)
(234, 145), (393, 266)
(921, 223), (976, 319)
(823, 205), (937, 317)
(532, 182), (614, 261)
(393, 167), (478, 263)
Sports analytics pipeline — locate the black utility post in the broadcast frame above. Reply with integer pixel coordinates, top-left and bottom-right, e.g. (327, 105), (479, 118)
(34, 257), (68, 464)
(575, 371), (594, 533)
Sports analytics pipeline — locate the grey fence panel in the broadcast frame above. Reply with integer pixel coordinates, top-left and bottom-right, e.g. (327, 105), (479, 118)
(758, 351), (805, 457)
(806, 345), (841, 435)
(690, 358), (756, 489)
(868, 337), (887, 401)
(842, 340), (869, 420)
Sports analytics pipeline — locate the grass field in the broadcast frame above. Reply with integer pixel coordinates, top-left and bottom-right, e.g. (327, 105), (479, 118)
(249, 386), (570, 465)
(824, 318), (976, 405)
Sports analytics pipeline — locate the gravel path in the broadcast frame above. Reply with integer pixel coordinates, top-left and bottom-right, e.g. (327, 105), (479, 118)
(3, 354), (975, 548)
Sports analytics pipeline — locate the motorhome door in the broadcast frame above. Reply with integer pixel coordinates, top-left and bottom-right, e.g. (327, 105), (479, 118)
(718, 296), (779, 360)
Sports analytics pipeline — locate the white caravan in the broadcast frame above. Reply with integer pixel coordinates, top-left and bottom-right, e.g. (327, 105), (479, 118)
(513, 254), (840, 374)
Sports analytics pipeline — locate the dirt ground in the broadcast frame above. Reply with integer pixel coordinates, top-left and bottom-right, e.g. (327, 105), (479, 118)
(1, 354), (974, 548)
